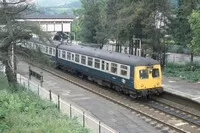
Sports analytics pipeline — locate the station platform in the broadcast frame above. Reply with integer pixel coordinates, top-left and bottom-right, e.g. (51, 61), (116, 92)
(17, 61), (161, 133)
(16, 61), (200, 133)
(162, 76), (200, 104)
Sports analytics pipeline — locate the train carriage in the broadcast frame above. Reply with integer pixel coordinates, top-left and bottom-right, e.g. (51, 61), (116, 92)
(54, 44), (163, 98)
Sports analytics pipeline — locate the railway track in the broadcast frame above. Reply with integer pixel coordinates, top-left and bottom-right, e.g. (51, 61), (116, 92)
(21, 60), (200, 133)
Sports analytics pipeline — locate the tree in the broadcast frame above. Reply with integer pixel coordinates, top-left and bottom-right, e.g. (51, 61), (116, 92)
(188, 10), (200, 54)
(0, 0), (50, 88)
(170, 0), (200, 62)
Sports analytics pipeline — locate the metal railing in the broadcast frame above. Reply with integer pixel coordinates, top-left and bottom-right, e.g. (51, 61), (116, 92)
(17, 73), (119, 133)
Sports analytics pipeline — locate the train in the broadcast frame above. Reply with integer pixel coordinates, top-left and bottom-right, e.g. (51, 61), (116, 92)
(22, 40), (163, 98)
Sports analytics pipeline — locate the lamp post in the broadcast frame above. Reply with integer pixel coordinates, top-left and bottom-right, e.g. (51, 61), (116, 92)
(132, 37), (141, 56)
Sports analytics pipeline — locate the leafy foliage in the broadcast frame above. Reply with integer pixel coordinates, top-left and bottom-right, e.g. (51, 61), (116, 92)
(188, 10), (200, 53)
(0, 75), (89, 133)
(164, 62), (200, 82)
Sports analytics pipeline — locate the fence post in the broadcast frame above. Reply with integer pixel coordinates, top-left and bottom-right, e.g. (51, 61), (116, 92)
(58, 95), (60, 111)
(70, 104), (72, 118)
(40, 72), (43, 87)
(20, 74), (21, 84)
(28, 79), (30, 90)
(37, 84), (39, 95)
(49, 90), (52, 101)
(83, 111), (85, 127)
(29, 66), (31, 80)
(99, 121), (101, 133)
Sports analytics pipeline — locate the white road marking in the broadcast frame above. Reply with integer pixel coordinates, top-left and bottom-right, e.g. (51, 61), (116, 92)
(163, 87), (197, 99)
(192, 96), (200, 100)
(72, 97), (91, 101)
(169, 80), (176, 83)
(175, 122), (187, 126)
(68, 94), (84, 97)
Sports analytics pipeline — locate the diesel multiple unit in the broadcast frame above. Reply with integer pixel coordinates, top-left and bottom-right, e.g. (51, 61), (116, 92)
(25, 41), (163, 98)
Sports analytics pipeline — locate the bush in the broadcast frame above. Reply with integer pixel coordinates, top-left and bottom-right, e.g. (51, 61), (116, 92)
(0, 75), (89, 133)
(164, 62), (200, 82)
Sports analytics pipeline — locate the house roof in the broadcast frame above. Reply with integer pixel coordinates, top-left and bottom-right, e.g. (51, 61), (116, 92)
(20, 14), (74, 19)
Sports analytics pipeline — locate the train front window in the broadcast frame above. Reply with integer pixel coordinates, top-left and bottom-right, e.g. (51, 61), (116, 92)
(152, 68), (159, 78)
(139, 69), (148, 79)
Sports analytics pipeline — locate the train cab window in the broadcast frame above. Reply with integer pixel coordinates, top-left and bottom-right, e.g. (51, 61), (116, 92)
(101, 61), (105, 70)
(81, 56), (86, 64)
(72, 54), (75, 61)
(95, 59), (100, 69)
(62, 50), (66, 59)
(152, 68), (159, 78)
(53, 48), (56, 56)
(111, 63), (118, 74)
(67, 52), (71, 60)
(49, 47), (53, 55)
(139, 69), (149, 79)
(88, 57), (93, 67)
(75, 54), (80, 63)
(45, 46), (48, 53)
(120, 65), (128, 76)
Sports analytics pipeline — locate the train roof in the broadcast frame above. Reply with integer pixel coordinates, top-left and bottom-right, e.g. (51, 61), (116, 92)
(58, 44), (159, 66)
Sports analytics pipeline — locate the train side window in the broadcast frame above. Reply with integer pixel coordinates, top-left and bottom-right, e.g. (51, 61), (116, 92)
(94, 59), (100, 69)
(49, 47), (53, 55)
(139, 69), (148, 79)
(101, 61), (105, 70)
(58, 50), (61, 58)
(120, 65), (128, 76)
(62, 50), (66, 59)
(152, 68), (159, 78)
(45, 46), (48, 53)
(72, 54), (74, 61)
(111, 63), (117, 74)
(53, 48), (56, 56)
(88, 57), (93, 67)
(81, 56), (86, 64)
(67, 52), (71, 60)
(106, 63), (109, 71)
(75, 54), (80, 63)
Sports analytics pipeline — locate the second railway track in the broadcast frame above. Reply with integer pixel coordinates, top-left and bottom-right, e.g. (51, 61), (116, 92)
(22, 60), (200, 133)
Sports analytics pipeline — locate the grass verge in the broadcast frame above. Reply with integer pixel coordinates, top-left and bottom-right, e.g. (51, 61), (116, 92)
(163, 62), (200, 82)
(0, 73), (89, 133)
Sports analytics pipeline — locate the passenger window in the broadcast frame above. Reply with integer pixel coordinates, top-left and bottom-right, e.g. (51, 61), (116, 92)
(75, 54), (80, 63)
(101, 61), (105, 70)
(106, 63), (109, 71)
(53, 48), (56, 55)
(88, 57), (93, 66)
(95, 59), (100, 69)
(49, 47), (53, 55)
(72, 54), (74, 61)
(120, 65), (128, 76)
(67, 52), (71, 60)
(62, 50), (66, 59)
(45, 46), (48, 53)
(139, 69), (149, 79)
(152, 69), (159, 78)
(58, 50), (61, 58)
(81, 56), (86, 64)
(111, 63), (117, 74)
